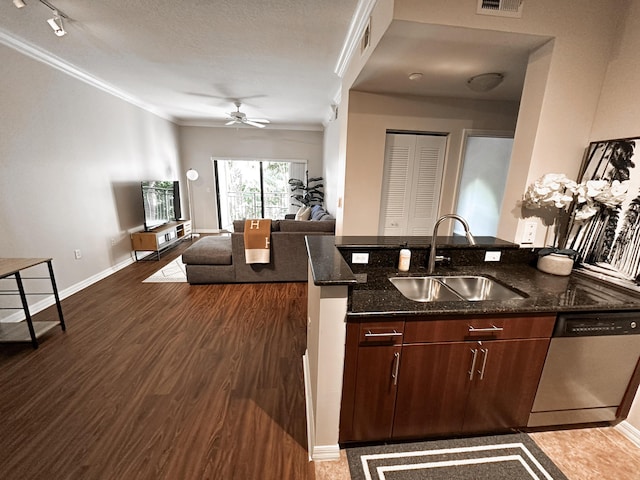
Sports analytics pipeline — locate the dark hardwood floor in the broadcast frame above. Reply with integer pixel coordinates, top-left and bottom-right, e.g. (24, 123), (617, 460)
(0, 241), (315, 480)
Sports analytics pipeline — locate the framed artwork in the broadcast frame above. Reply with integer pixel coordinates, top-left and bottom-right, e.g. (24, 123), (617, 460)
(566, 137), (640, 288)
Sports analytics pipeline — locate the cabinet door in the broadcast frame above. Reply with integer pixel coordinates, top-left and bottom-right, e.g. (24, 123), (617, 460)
(463, 338), (550, 433)
(350, 345), (402, 441)
(392, 342), (472, 439)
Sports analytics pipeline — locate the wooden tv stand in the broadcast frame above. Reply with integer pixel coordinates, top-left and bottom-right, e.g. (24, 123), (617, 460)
(131, 220), (192, 261)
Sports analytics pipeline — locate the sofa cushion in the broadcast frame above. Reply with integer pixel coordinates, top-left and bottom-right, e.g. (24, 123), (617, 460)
(279, 219), (335, 232)
(233, 219), (280, 232)
(294, 205), (311, 220)
(310, 205), (324, 221)
(182, 236), (232, 265)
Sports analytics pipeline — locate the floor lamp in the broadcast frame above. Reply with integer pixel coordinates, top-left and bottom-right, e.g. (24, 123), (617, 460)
(186, 168), (200, 238)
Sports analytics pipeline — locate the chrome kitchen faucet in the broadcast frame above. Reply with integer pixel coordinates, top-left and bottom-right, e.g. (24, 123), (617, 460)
(428, 214), (476, 274)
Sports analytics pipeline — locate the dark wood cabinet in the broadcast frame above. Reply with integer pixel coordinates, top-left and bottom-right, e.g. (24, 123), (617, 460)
(462, 338), (550, 433)
(340, 314), (555, 443)
(393, 341), (470, 437)
(339, 321), (404, 443)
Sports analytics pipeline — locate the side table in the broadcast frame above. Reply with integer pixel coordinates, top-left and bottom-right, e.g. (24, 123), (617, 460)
(0, 258), (66, 348)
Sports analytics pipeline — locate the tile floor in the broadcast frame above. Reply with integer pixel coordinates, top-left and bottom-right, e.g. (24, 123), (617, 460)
(314, 427), (640, 480)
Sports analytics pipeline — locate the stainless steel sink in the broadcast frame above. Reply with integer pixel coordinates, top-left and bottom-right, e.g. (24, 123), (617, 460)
(438, 275), (526, 301)
(389, 275), (526, 302)
(388, 276), (462, 302)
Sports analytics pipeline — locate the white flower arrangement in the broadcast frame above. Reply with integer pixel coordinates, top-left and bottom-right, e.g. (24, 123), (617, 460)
(523, 173), (629, 221)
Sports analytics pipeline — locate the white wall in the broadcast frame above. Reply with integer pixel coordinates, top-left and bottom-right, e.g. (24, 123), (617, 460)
(587, 0), (640, 434)
(178, 126), (323, 231)
(332, 0), (623, 242)
(322, 115), (342, 227)
(0, 43), (181, 314)
(342, 92), (520, 235)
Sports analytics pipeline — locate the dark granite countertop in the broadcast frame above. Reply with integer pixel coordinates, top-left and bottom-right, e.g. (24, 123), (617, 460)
(306, 235), (640, 319)
(347, 264), (640, 318)
(335, 235), (519, 249)
(306, 236), (357, 286)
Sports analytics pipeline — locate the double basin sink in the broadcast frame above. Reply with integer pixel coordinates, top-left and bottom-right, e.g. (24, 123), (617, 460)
(389, 275), (526, 302)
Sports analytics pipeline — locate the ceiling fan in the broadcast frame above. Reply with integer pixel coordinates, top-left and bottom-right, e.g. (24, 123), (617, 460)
(225, 101), (270, 128)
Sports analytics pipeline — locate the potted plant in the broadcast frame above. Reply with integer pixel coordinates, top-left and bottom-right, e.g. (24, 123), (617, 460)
(288, 171), (324, 207)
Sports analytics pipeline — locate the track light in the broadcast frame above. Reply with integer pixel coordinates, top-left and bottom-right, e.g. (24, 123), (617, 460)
(47, 12), (65, 36)
(13, 0), (27, 8)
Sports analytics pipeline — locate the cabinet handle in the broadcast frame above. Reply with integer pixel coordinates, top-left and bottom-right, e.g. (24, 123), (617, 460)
(468, 348), (478, 381)
(365, 330), (402, 338)
(478, 348), (489, 380)
(468, 325), (504, 333)
(392, 352), (400, 386)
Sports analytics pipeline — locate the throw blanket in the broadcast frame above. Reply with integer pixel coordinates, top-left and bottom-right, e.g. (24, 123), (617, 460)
(244, 219), (271, 264)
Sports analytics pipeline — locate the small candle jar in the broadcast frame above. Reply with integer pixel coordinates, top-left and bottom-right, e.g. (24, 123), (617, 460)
(398, 249), (411, 272)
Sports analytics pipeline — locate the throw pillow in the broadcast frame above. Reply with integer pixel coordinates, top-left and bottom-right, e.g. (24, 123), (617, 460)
(295, 205), (311, 221)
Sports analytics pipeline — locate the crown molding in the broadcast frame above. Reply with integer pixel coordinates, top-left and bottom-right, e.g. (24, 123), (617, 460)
(176, 119), (323, 132)
(334, 0), (378, 78)
(0, 29), (176, 123)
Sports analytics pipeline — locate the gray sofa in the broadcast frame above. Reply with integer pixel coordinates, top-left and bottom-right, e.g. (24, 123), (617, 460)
(182, 217), (335, 284)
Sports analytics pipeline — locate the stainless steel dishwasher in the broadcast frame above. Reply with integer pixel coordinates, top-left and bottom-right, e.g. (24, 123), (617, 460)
(528, 311), (640, 427)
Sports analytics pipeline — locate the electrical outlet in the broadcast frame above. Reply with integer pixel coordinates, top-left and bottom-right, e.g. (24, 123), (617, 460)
(352, 253), (369, 264)
(484, 251), (502, 262)
(522, 221), (537, 244)
(111, 238), (117, 246)
(74, 249), (82, 260)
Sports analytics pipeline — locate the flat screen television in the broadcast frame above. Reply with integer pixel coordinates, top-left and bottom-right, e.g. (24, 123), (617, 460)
(141, 180), (182, 231)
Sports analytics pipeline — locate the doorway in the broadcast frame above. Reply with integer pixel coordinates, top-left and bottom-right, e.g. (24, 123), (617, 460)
(454, 131), (514, 237)
(378, 132), (448, 236)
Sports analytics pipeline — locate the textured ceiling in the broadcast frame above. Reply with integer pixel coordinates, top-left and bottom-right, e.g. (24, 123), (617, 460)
(353, 21), (552, 102)
(0, 0), (359, 129)
(1, 1), (554, 130)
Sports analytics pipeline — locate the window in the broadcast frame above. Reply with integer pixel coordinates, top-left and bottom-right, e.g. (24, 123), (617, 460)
(214, 159), (306, 231)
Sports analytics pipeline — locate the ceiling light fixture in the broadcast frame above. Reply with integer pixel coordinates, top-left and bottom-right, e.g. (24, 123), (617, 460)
(13, 0), (27, 8)
(37, 0), (70, 36)
(47, 11), (65, 36)
(408, 72), (423, 81)
(467, 72), (504, 92)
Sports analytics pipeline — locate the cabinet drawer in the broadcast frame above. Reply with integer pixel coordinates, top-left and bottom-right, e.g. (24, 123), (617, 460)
(404, 315), (555, 343)
(358, 321), (404, 345)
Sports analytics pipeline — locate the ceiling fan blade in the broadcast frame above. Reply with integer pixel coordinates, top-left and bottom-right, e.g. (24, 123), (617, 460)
(225, 120), (237, 125)
(247, 118), (270, 124)
(245, 120), (266, 128)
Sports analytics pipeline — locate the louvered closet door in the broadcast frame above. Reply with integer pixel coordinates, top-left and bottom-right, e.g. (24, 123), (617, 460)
(379, 133), (447, 236)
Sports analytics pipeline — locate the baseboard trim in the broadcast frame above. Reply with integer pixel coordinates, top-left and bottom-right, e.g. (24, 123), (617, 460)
(310, 444), (341, 462)
(0, 257), (134, 323)
(302, 351), (341, 461)
(303, 351), (315, 462)
(616, 420), (640, 447)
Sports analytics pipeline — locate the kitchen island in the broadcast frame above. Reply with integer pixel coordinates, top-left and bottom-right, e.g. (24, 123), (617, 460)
(304, 235), (640, 459)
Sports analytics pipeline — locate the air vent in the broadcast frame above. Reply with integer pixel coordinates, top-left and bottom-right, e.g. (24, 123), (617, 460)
(361, 17), (371, 54)
(477, 0), (524, 18)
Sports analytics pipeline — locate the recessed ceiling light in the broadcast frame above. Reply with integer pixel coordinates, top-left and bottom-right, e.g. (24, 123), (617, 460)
(408, 72), (423, 81)
(13, 0), (26, 7)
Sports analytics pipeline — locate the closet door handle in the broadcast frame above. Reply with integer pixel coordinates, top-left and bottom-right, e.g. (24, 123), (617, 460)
(478, 348), (489, 380)
(469, 348), (478, 381)
(391, 352), (400, 386)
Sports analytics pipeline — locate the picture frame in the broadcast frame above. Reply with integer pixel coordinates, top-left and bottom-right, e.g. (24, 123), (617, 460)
(566, 136), (640, 290)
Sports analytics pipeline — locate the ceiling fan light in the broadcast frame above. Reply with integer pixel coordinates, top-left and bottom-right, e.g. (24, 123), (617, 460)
(13, 0), (27, 8)
(467, 72), (504, 92)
